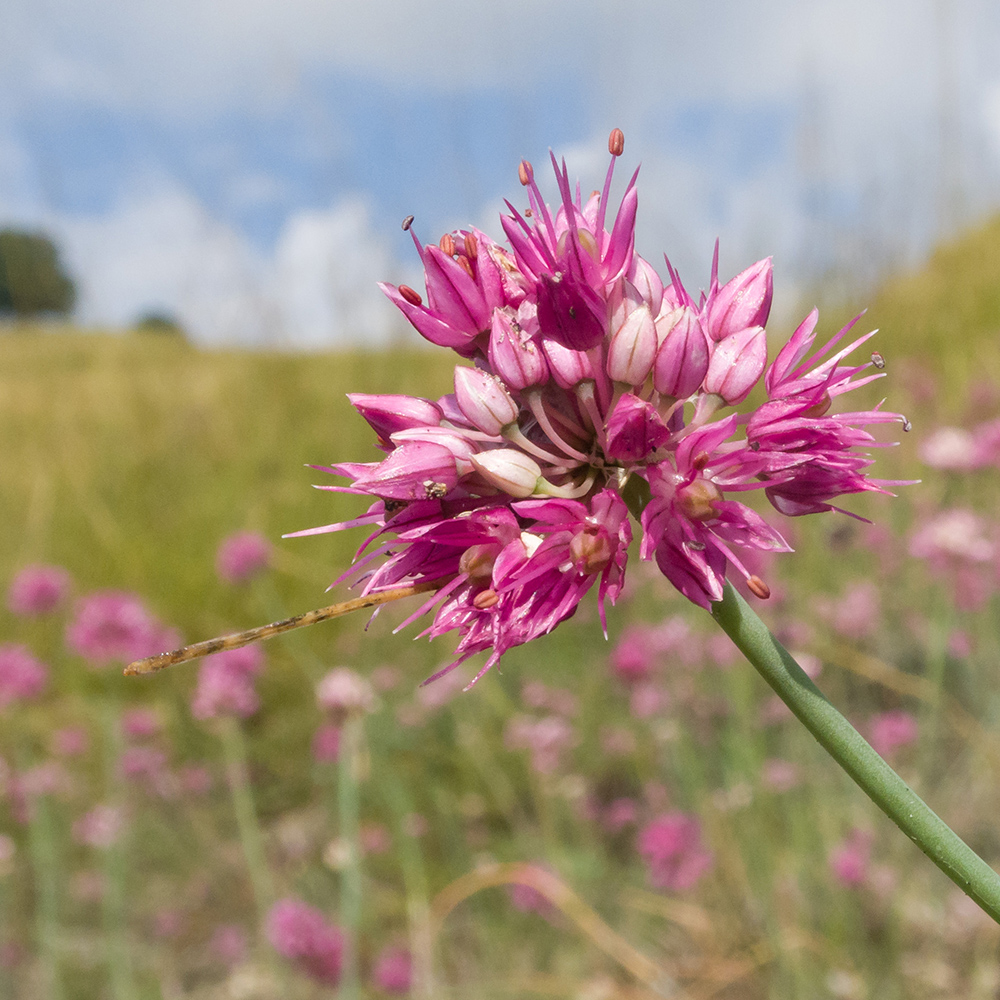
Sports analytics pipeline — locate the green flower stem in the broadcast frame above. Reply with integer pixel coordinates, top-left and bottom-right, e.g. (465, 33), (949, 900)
(26, 792), (64, 1000)
(711, 581), (1000, 923)
(101, 698), (135, 1000)
(218, 717), (274, 922)
(338, 717), (363, 1000)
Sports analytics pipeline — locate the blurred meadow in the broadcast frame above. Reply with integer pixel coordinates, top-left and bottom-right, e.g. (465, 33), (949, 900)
(3, 214), (1000, 1000)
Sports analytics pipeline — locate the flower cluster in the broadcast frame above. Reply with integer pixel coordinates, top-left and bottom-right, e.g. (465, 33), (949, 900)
(291, 130), (905, 683)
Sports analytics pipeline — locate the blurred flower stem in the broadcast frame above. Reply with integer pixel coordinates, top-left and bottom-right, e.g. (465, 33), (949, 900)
(383, 779), (434, 1000)
(710, 581), (1000, 922)
(218, 717), (274, 922)
(26, 790), (64, 1000)
(338, 716), (363, 1000)
(101, 697), (135, 1000)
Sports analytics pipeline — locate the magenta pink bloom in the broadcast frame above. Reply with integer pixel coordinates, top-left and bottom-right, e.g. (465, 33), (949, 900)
(72, 804), (125, 849)
(288, 132), (906, 677)
(121, 708), (161, 739)
(868, 711), (918, 759)
(190, 646), (265, 720)
(216, 531), (271, 584)
(372, 946), (412, 994)
(6, 564), (70, 616)
(52, 726), (89, 757)
(266, 898), (343, 986)
(0, 645), (48, 708)
(830, 828), (874, 887)
(637, 812), (714, 891)
(66, 591), (178, 666)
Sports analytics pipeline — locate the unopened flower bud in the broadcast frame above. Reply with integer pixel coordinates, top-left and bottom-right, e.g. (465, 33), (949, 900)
(541, 337), (596, 389)
(653, 306), (710, 398)
(469, 449), (542, 498)
(454, 366), (518, 436)
(705, 257), (773, 342)
(607, 303), (657, 385)
(703, 325), (767, 405)
(347, 393), (443, 441)
(627, 255), (664, 315)
(488, 308), (549, 389)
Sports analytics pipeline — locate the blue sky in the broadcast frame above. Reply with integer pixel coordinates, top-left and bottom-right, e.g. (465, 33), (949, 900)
(2, 0), (1000, 346)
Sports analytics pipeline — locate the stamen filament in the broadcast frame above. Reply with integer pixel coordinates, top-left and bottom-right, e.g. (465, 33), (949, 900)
(525, 390), (591, 462)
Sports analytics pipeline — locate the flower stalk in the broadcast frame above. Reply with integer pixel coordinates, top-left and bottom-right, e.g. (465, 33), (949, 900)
(709, 581), (1000, 923)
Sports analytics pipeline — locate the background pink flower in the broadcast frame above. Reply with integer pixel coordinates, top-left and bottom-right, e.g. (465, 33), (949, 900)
(6, 564), (71, 616)
(266, 898), (343, 986)
(215, 531), (271, 584)
(637, 813), (714, 891)
(0, 645), (48, 708)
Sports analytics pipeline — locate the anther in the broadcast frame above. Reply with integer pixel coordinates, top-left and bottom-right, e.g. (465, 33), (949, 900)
(457, 255), (474, 278)
(439, 233), (456, 256)
(464, 232), (478, 259)
(398, 285), (423, 306)
(901, 416), (912, 432)
(747, 575), (771, 600)
(473, 589), (499, 610)
(524, 208), (533, 218)
(692, 451), (711, 472)
(871, 351), (885, 370)
(608, 128), (625, 156)
(518, 160), (534, 186)
(401, 215), (414, 231)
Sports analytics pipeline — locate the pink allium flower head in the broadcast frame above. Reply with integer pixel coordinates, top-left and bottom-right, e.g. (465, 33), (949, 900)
(215, 531), (271, 584)
(6, 564), (70, 616)
(868, 710), (918, 759)
(372, 946), (413, 994)
(209, 924), (248, 966)
(504, 714), (575, 774)
(909, 509), (994, 567)
(760, 758), (801, 792)
(52, 726), (89, 757)
(191, 646), (265, 720)
(122, 708), (161, 739)
(315, 667), (375, 722)
(610, 625), (657, 684)
(637, 813), (714, 891)
(66, 591), (175, 665)
(830, 828), (873, 887)
(73, 804), (125, 849)
(819, 580), (880, 640)
(288, 132), (907, 678)
(919, 427), (979, 471)
(0, 645), (48, 708)
(267, 898), (343, 986)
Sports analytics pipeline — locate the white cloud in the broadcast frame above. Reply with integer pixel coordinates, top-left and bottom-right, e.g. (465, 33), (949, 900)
(270, 198), (399, 349)
(54, 178), (405, 348)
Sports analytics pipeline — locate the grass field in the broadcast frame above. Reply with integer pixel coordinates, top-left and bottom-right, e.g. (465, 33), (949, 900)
(2, 214), (1000, 999)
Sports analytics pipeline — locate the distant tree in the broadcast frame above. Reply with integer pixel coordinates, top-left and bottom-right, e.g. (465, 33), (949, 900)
(133, 311), (187, 338)
(0, 229), (76, 317)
